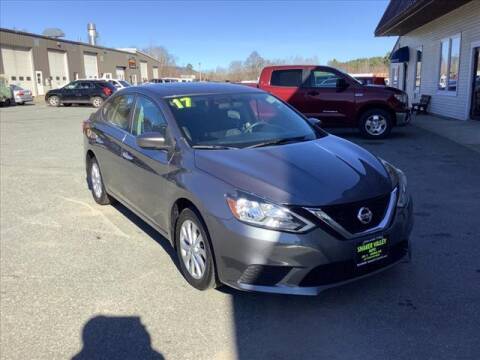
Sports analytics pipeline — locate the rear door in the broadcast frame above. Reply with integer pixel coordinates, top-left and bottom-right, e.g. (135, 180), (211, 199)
(261, 68), (309, 111)
(93, 94), (136, 199)
(121, 95), (173, 231)
(78, 81), (96, 102)
(302, 67), (356, 126)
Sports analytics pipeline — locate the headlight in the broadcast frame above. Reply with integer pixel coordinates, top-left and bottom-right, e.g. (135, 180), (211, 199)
(226, 192), (314, 232)
(379, 159), (409, 207)
(394, 93), (408, 104)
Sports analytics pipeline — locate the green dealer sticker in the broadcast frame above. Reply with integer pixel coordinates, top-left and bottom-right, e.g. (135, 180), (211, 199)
(355, 237), (388, 267)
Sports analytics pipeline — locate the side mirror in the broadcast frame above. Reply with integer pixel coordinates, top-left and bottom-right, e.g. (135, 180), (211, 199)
(336, 78), (348, 90)
(136, 131), (169, 150)
(307, 117), (322, 128)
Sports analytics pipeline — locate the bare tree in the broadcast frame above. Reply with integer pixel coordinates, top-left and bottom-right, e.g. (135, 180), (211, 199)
(142, 45), (178, 76)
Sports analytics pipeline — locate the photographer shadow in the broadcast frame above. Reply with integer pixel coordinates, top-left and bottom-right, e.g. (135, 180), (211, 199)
(72, 315), (164, 360)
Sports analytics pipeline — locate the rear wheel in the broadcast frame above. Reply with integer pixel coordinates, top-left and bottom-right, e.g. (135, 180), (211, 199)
(175, 208), (218, 290)
(359, 109), (392, 139)
(48, 95), (60, 107)
(91, 96), (103, 108)
(87, 157), (111, 205)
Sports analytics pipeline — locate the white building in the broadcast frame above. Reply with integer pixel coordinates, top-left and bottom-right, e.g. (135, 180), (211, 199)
(375, 0), (480, 120)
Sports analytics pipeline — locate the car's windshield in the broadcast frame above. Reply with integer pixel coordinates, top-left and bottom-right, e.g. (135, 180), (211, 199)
(10, 85), (22, 90)
(167, 93), (324, 148)
(119, 81), (131, 87)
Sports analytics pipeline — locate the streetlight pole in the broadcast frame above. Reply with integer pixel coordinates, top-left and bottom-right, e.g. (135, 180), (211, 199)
(198, 62), (202, 82)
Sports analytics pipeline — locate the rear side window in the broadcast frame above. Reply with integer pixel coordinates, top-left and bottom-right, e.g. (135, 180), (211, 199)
(270, 69), (303, 87)
(131, 96), (167, 136)
(104, 95), (135, 131)
(310, 70), (341, 88)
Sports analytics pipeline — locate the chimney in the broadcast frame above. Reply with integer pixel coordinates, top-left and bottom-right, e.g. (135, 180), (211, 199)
(87, 23), (97, 46)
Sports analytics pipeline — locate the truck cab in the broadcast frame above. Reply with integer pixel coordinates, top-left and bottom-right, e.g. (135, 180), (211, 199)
(257, 65), (410, 138)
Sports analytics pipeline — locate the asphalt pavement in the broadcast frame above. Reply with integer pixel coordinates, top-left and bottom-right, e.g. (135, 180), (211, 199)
(1, 103), (479, 360)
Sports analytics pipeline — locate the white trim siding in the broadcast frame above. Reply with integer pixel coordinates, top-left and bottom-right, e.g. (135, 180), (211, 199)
(389, 0), (480, 120)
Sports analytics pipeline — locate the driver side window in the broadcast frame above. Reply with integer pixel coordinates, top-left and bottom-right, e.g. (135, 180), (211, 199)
(131, 96), (167, 136)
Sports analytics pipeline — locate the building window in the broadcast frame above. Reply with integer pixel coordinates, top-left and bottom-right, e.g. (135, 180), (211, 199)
(438, 34), (461, 92)
(392, 67), (398, 88)
(414, 47), (422, 93)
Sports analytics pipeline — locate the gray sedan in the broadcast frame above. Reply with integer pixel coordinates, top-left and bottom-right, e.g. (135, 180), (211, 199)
(83, 83), (413, 295)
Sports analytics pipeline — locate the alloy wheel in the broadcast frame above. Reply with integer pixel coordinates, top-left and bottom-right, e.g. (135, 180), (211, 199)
(179, 220), (207, 279)
(90, 162), (103, 199)
(365, 114), (387, 136)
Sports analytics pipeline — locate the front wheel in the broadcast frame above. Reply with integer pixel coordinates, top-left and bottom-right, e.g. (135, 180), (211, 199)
(175, 208), (218, 291)
(91, 96), (103, 108)
(359, 109), (392, 139)
(48, 95), (60, 107)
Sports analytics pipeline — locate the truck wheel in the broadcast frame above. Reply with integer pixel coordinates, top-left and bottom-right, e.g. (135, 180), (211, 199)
(91, 97), (103, 108)
(48, 95), (60, 107)
(359, 109), (392, 139)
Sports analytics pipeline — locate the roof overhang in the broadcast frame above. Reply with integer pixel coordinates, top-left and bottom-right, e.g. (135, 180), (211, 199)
(375, 0), (472, 37)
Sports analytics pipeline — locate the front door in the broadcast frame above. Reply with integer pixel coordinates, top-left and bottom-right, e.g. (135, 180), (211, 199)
(35, 71), (44, 96)
(61, 81), (80, 102)
(121, 95), (173, 231)
(302, 67), (355, 126)
(470, 47), (480, 120)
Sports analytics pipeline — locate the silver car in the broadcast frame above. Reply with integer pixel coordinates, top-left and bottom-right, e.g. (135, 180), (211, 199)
(10, 84), (33, 104)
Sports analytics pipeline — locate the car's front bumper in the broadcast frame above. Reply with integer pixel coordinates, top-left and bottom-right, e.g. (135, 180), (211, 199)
(396, 111), (411, 126)
(208, 197), (413, 295)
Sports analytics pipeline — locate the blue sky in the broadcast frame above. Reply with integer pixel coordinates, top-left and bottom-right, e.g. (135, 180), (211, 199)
(0, 0), (395, 70)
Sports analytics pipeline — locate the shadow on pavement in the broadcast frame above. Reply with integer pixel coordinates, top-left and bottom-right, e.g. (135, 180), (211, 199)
(72, 315), (163, 360)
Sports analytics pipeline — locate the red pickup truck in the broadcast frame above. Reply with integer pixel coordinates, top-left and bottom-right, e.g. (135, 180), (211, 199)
(252, 65), (410, 138)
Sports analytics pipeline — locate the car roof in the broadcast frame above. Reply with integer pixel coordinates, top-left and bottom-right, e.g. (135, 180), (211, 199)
(127, 82), (263, 98)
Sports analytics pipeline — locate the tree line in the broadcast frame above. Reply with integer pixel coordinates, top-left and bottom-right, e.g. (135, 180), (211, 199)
(142, 46), (390, 81)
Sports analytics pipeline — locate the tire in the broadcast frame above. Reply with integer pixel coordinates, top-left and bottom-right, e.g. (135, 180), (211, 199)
(175, 208), (218, 290)
(91, 96), (104, 108)
(48, 95), (60, 107)
(5, 98), (11, 106)
(87, 157), (111, 205)
(359, 108), (393, 139)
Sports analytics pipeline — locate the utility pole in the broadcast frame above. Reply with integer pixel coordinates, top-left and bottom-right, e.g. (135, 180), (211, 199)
(198, 62), (202, 82)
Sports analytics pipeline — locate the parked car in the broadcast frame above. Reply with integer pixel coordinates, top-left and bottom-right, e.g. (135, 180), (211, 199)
(107, 79), (131, 89)
(248, 65), (410, 138)
(10, 84), (34, 104)
(0, 77), (14, 107)
(45, 80), (116, 108)
(83, 82), (413, 295)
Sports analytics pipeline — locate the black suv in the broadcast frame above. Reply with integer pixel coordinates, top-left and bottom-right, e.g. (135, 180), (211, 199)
(45, 80), (116, 108)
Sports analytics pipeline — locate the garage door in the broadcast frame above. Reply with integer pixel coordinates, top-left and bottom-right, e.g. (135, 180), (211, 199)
(115, 67), (126, 80)
(84, 53), (99, 79)
(140, 61), (148, 83)
(152, 66), (159, 79)
(48, 50), (69, 89)
(1, 46), (35, 94)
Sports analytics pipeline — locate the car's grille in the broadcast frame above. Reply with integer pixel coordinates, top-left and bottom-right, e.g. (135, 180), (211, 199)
(299, 240), (408, 287)
(319, 193), (391, 234)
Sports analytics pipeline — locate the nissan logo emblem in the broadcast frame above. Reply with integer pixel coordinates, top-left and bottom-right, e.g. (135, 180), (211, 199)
(357, 207), (373, 224)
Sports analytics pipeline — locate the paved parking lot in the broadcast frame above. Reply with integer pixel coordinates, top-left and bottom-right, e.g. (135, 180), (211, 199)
(1, 104), (479, 360)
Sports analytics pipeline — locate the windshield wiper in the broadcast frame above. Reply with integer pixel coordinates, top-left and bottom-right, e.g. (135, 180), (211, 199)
(192, 145), (238, 150)
(246, 136), (311, 149)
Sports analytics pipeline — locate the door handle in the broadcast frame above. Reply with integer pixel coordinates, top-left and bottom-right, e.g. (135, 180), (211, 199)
(121, 151), (133, 161)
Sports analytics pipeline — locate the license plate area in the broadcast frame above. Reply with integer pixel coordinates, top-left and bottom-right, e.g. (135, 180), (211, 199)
(355, 236), (388, 267)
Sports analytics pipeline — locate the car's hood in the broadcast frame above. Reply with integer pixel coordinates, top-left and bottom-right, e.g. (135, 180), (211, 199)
(194, 135), (393, 206)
